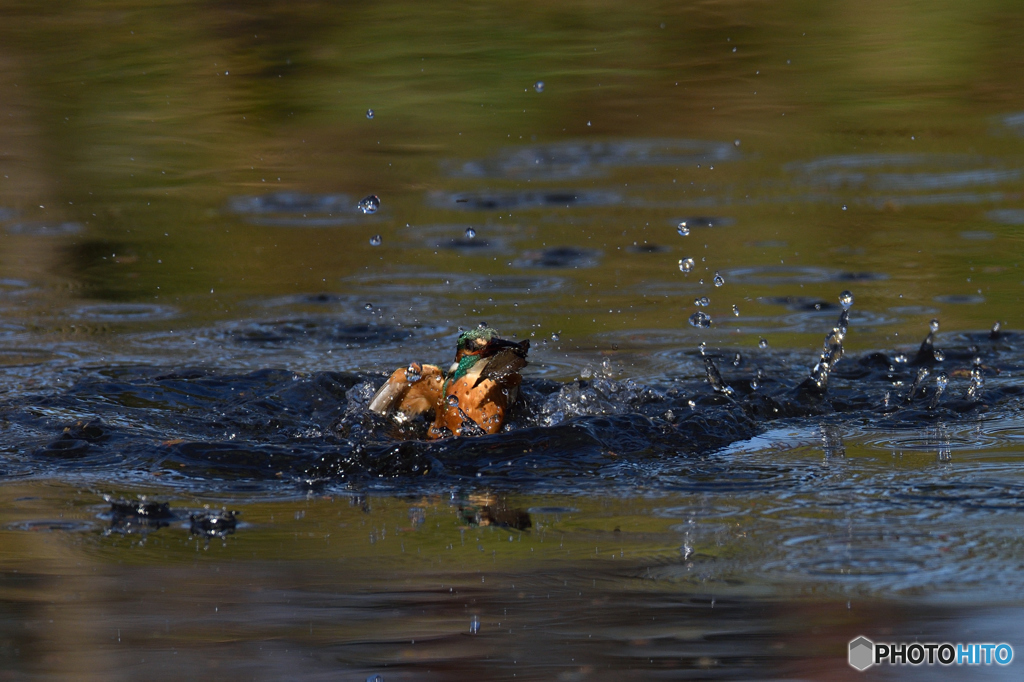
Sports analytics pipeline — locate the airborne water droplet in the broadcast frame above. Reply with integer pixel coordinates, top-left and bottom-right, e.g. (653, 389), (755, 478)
(713, 272), (725, 287)
(551, 332), (560, 341)
(688, 311), (711, 328)
(470, 615), (481, 634)
(758, 337), (769, 349)
(366, 109), (375, 119)
(933, 349), (945, 362)
(369, 234), (382, 246)
(678, 258), (695, 273)
(839, 290), (854, 310)
(534, 81), (544, 93)
(357, 195), (380, 214)
(694, 296), (710, 307)
(732, 304), (740, 316)
(677, 222), (690, 236)
(930, 318), (940, 333)
(465, 227), (476, 239)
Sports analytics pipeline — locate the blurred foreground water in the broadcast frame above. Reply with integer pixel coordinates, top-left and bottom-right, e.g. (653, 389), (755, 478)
(2, 0), (1024, 678)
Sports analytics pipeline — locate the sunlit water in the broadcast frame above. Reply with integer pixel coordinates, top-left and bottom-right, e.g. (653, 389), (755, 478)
(2, 1), (1024, 678)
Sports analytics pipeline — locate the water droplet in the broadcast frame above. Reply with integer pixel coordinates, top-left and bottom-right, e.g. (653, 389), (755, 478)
(678, 258), (695, 273)
(758, 337), (769, 349)
(366, 109), (375, 119)
(698, 341), (707, 355)
(694, 296), (710, 307)
(477, 321), (488, 329)
(551, 332), (560, 341)
(533, 81), (544, 93)
(677, 222), (690, 236)
(586, 121), (591, 127)
(369, 234), (382, 246)
(465, 227), (476, 239)
(732, 352), (742, 367)
(842, 205), (847, 211)
(895, 353), (908, 364)
(357, 195), (380, 214)
(734, 139), (741, 147)
(929, 318), (940, 333)
(363, 303), (373, 311)
(732, 304), (740, 316)
(713, 272), (725, 287)
(688, 311), (711, 328)
(933, 349), (945, 362)
(446, 395), (459, 407)
(839, 290), (854, 310)
(470, 615), (481, 634)
(366, 675), (384, 682)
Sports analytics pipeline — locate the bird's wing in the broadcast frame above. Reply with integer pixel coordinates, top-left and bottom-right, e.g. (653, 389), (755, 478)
(475, 348), (528, 386)
(368, 364), (442, 417)
(368, 368), (410, 415)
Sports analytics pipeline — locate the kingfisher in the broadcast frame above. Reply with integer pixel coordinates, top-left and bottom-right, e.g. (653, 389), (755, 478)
(367, 327), (530, 439)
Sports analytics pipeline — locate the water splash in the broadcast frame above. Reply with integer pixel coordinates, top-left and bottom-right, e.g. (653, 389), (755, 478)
(801, 291), (852, 394)
(966, 358), (984, 401)
(906, 367), (930, 403)
(929, 372), (948, 409)
(357, 195), (381, 214)
(913, 318), (939, 364)
(702, 352), (735, 397)
(689, 311), (711, 328)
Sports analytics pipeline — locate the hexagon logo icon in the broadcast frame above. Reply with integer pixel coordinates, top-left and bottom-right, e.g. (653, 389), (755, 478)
(849, 636), (875, 671)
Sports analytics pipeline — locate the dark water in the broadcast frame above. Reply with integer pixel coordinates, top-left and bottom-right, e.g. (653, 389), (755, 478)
(3, 1), (1024, 678)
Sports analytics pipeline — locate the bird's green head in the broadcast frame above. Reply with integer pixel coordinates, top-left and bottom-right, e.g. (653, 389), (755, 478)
(455, 326), (498, 359)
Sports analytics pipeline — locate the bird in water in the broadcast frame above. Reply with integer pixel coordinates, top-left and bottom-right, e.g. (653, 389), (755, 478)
(367, 327), (530, 439)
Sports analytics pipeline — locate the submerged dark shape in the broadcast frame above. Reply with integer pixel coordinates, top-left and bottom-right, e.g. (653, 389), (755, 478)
(458, 495), (532, 530)
(38, 418), (110, 459)
(513, 246), (601, 269)
(107, 497), (173, 520)
(105, 496), (175, 535)
(190, 509), (239, 537)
